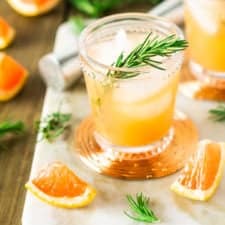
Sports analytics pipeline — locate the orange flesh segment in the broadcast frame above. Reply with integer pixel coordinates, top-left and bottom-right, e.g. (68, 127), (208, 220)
(0, 17), (10, 37)
(22, 0), (49, 6)
(0, 55), (26, 91)
(32, 162), (87, 197)
(178, 142), (221, 190)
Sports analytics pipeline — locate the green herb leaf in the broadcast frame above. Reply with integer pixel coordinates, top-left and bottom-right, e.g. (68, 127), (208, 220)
(69, 0), (99, 17)
(69, 16), (86, 34)
(36, 112), (72, 142)
(108, 33), (188, 79)
(125, 192), (160, 223)
(148, 0), (162, 4)
(0, 121), (24, 137)
(209, 104), (225, 122)
(69, 0), (163, 17)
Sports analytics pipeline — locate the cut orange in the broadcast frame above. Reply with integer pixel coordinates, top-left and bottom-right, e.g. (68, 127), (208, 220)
(171, 140), (225, 201)
(0, 17), (15, 49)
(0, 53), (28, 102)
(7, 0), (60, 16)
(25, 162), (96, 208)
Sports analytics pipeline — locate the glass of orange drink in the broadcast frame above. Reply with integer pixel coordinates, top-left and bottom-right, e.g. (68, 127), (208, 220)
(185, 0), (225, 88)
(79, 13), (184, 152)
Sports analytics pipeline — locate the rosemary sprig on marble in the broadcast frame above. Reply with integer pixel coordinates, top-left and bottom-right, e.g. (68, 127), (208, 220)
(108, 33), (188, 79)
(36, 112), (72, 142)
(124, 193), (160, 223)
(0, 121), (24, 137)
(209, 104), (225, 122)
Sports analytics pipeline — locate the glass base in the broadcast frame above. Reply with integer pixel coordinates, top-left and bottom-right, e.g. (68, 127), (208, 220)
(189, 60), (225, 89)
(74, 113), (198, 179)
(94, 128), (174, 155)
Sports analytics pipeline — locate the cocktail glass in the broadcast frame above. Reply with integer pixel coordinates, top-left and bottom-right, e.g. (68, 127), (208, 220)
(79, 13), (184, 153)
(185, 0), (225, 89)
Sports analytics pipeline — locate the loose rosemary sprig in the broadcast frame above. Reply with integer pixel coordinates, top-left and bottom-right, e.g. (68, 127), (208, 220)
(108, 33), (188, 79)
(0, 121), (24, 137)
(209, 104), (225, 122)
(36, 112), (72, 142)
(124, 193), (160, 223)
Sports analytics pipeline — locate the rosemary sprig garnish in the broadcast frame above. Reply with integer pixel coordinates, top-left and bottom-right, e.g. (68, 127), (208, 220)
(209, 104), (225, 122)
(0, 121), (24, 137)
(36, 112), (72, 142)
(108, 33), (188, 79)
(124, 193), (160, 223)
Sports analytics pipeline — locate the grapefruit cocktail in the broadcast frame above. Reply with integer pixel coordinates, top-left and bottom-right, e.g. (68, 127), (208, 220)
(185, 0), (225, 85)
(79, 13), (185, 150)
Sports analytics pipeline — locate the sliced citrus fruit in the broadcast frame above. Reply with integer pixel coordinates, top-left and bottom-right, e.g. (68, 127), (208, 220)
(171, 140), (225, 201)
(0, 53), (28, 102)
(0, 17), (15, 49)
(7, 0), (60, 16)
(25, 161), (96, 208)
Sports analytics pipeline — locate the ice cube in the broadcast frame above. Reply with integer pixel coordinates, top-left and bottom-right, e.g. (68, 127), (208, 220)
(88, 41), (115, 65)
(113, 69), (169, 103)
(88, 29), (129, 66)
(117, 91), (173, 118)
(187, 0), (223, 34)
(114, 29), (129, 53)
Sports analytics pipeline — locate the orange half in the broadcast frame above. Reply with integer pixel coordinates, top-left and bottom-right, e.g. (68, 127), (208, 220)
(7, 0), (60, 16)
(0, 53), (28, 101)
(0, 17), (15, 49)
(171, 140), (225, 201)
(25, 162), (96, 208)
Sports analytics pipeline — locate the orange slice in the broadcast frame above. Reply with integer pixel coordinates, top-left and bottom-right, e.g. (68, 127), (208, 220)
(7, 0), (60, 16)
(171, 140), (225, 201)
(25, 162), (96, 208)
(0, 17), (15, 49)
(0, 53), (28, 101)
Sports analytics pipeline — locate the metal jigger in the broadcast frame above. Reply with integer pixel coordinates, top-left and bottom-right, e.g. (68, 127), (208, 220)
(39, 52), (81, 91)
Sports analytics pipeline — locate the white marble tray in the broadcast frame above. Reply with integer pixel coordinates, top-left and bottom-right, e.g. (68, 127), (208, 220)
(22, 23), (225, 225)
(21, 88), (225, 225)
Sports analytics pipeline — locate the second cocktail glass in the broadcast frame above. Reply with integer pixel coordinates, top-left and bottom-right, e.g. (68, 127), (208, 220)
(185, 0), (225, 88)
(79, 13), (184, 152)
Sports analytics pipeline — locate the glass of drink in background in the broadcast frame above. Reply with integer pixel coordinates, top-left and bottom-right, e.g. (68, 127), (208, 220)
(185, 0), (225, 88)
(79, 13), (184, 151)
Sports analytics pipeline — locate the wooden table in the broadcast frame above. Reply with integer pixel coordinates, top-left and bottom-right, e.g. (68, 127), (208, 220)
(0, 2), (150, 225)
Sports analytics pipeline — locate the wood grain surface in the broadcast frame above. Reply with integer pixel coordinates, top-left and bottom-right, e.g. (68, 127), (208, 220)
(0, 2), (153, 225)
(0, 2), (65, 225)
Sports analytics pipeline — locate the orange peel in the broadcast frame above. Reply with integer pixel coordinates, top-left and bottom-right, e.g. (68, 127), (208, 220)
(0, 53), (28, 102)
(7, 0), (60, 16)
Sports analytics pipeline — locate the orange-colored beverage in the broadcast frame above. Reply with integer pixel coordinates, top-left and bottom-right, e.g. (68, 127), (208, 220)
(185, 0), (225, 72)
(84, 70), (179, 146)
(79, 14), (184, 147)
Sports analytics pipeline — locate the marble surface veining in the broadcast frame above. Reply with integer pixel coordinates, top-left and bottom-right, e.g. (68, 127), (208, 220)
(22, 84), (225, 225)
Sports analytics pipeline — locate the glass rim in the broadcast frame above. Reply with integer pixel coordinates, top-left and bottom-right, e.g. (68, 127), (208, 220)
(78, 12), (184, 75)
